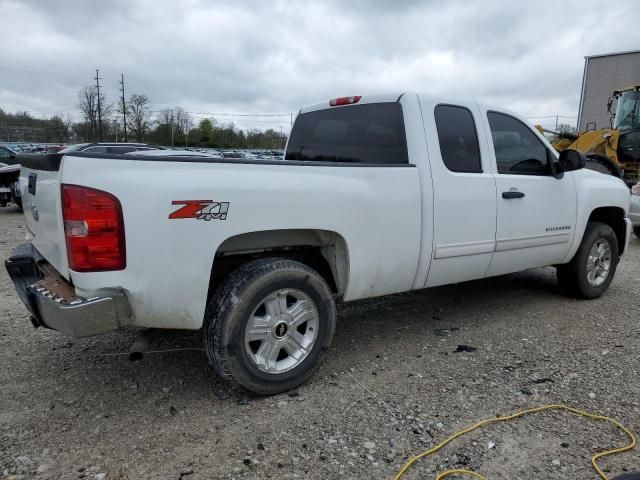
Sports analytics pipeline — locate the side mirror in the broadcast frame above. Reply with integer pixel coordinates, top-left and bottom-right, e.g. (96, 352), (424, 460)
(558, 149), (586, 173)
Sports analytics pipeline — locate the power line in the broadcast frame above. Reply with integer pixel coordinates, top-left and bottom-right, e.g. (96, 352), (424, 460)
(150, 110), (291, 117)
(526, 115), (577, 119)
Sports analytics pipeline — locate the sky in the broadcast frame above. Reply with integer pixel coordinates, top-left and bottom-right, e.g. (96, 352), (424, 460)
(1, 0), (639, 133)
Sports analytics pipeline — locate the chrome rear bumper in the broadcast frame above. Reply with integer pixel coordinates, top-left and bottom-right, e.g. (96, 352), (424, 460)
(5, 243), (131, 337)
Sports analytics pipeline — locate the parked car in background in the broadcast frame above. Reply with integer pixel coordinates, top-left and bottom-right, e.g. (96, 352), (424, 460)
(0, 163), (21, 208)
(0, 146), (19, 165)
(58, 143), (164, 155)
(46, 145), (66, 154)
(8, 144), (24, 153)
(221, 150), (246, 159)
(6, 93), (632, 395)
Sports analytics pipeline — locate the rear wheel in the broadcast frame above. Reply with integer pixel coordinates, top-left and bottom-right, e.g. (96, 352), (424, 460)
(557, 221), (618, 299)
(634, 226), (640, 238)
(204, 257), (336, 395)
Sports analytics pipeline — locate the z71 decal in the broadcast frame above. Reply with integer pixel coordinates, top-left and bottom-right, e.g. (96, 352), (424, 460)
(169, 200), (230, 221)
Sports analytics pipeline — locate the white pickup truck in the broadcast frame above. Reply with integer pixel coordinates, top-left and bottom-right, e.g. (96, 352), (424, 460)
(6, 93), (632, 394)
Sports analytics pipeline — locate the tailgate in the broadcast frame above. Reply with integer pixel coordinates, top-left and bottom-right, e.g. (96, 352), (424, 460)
(19, 153), (69, 279)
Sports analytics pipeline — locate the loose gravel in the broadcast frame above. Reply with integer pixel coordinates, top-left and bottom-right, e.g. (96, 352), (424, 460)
(1, 206), (640, 479)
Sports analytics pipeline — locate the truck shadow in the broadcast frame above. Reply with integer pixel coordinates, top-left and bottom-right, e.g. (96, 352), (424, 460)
(25, 266), (565, 405)
(0, 205), (22, 214)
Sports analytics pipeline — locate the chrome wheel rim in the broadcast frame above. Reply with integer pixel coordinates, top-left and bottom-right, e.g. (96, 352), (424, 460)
(586, 239), (612, 287)
(244, 288), (319, 374)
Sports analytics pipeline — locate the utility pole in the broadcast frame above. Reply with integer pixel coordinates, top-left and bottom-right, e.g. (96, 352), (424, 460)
(120, 73), (128, 142)
(94, 69), (104, 142)
(170, 109), (175, 147)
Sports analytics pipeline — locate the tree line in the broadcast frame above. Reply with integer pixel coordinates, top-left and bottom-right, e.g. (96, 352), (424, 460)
(0, 109), (74, 144)
(78, 84), (287, 149)
(0, 84), (288, 149)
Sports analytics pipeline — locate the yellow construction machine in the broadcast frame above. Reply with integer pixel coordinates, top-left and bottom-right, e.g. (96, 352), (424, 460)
(537, 85), (640, 186)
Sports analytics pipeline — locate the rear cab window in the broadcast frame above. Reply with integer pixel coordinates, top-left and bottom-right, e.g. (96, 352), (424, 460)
(285, 103), (409, 164)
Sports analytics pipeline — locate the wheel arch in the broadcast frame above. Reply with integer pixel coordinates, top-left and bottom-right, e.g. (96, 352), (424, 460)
(207, 229), (350, 304)
(588, 206), (627, 255)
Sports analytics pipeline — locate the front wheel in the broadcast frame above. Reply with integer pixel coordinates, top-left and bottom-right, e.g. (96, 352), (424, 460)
(204, 257), (336, 395)
(557, 221), (618, 299)
(634, 226), (640, 238)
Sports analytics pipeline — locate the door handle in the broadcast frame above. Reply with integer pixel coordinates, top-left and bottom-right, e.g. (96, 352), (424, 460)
(502, 190), (525, 199)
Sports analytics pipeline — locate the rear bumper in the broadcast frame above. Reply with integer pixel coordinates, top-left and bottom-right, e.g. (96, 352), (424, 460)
(5, 243), (131, 337)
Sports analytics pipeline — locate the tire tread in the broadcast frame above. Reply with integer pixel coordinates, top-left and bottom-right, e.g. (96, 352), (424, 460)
(557, 221), (618, 299)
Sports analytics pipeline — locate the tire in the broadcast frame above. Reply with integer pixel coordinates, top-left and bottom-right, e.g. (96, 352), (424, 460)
(557, 221), (618, 299)
(634, 226), (640, 238)
(11, 182), (22, 209)
(204, 257), (336, 395)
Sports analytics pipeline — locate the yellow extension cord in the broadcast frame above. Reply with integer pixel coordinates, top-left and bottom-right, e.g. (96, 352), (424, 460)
(393, 404), (637, 480)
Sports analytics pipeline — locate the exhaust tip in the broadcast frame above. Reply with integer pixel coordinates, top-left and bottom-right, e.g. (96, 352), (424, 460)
(129, 351), (144, 362)
(129, 328), (153, 362)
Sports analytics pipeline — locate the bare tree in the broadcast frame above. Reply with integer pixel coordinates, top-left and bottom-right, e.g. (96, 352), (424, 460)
(173, 106), (193, 138)
(126, 94), (151, 141)
(78, 86), (98, 139)
(157, 108), (175, 145)
(154, 106), (192, 146)
(184, 116), (195, 147)
(79, 86), (113, 141)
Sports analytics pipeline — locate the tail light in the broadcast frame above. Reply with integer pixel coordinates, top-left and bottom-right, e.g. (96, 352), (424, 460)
(61, 184), (126, 271)
(632, 183), (640, 196)
(329, 96), (362, 107)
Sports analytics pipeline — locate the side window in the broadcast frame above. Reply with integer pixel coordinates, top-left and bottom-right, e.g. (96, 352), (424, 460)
(0, 150), (10, 159)
(487, 112), (551, 175)
(434, 105), (482, 173)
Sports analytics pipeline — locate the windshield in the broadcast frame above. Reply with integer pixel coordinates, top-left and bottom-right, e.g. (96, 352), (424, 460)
(614, 91), (640, 131)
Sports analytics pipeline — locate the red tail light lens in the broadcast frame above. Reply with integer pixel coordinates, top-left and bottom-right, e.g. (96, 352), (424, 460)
(329, 96), (362, 107)
(632, 183), (640, 196)
(61, 184), (126, 272)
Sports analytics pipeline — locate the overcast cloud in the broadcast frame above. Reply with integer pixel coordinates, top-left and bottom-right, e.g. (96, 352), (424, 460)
(1, 0), (639, 131)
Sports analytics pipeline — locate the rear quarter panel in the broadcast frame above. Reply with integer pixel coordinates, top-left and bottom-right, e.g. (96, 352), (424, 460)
(60, 156), (422, 330)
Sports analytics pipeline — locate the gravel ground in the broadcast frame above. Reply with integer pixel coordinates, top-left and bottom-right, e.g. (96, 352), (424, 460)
(1, 206), (640, 480)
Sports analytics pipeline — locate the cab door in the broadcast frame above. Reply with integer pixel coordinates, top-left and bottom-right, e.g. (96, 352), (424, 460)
(420, 97), (497, 287)
(484, 110), (577, 276)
